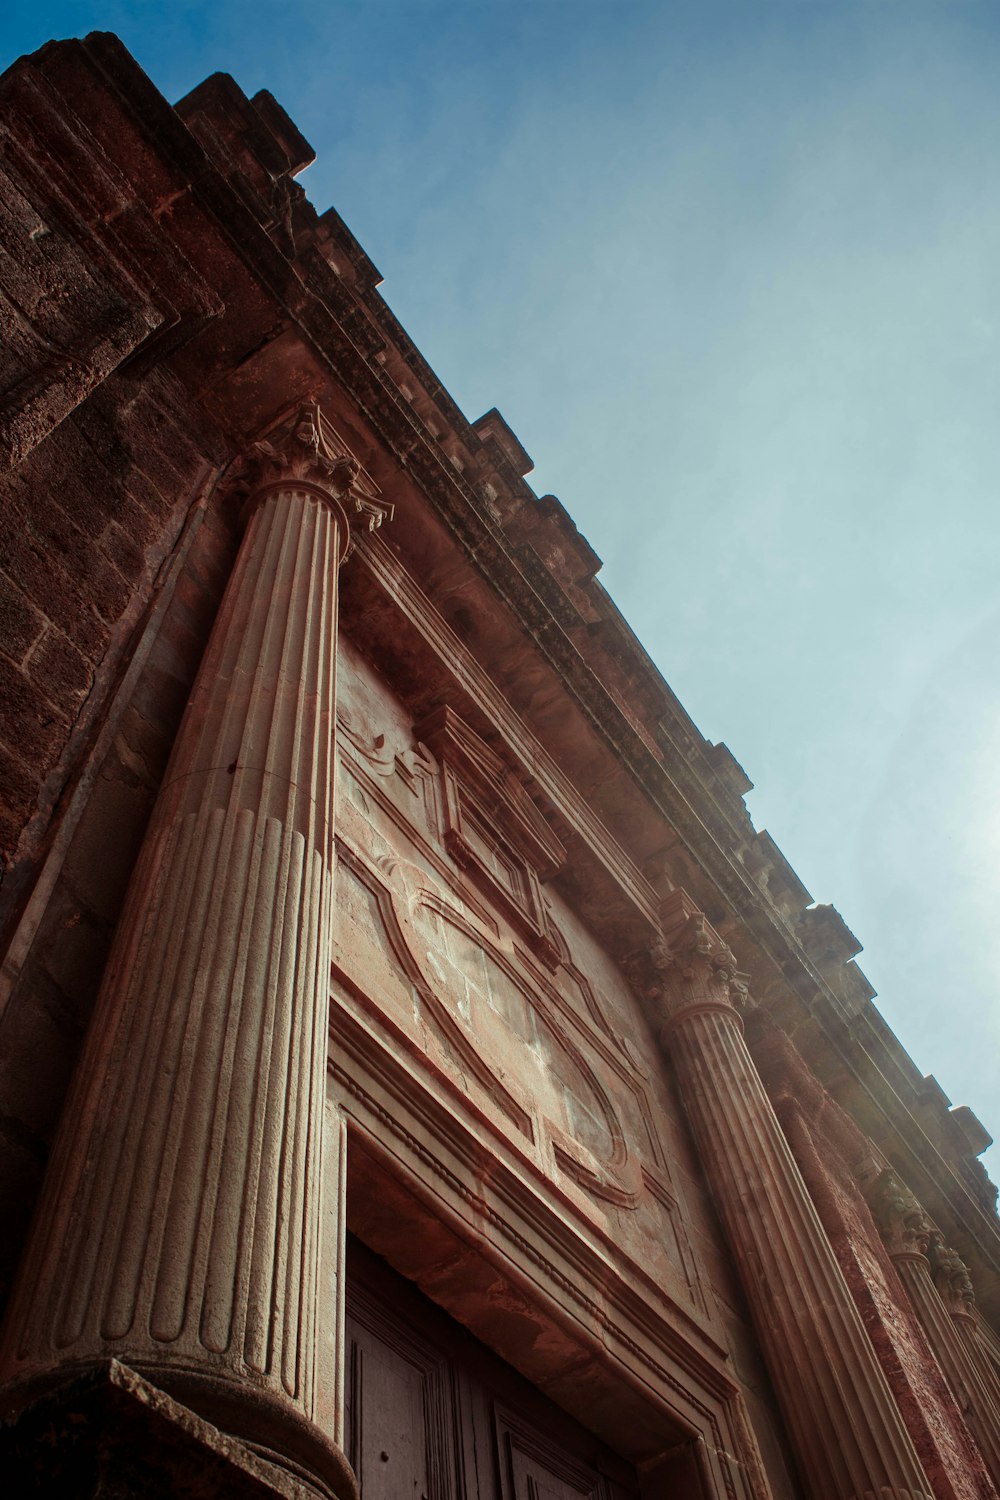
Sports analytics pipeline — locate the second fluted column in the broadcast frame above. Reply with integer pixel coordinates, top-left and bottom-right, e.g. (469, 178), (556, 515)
(653, 891), (933, 1500)
(866, 1170), (1000, 1489)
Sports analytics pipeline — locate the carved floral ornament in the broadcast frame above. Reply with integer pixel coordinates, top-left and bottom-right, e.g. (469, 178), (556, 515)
(631, 894), (753, 1041)
(865, 1169), (933, 1259)
(928, 1235), (977, 1318)
(223, 401), (393, 551)
(864, 1171), (979, 1311)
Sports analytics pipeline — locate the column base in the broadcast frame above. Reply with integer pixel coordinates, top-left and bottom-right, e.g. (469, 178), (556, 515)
(0, 1359), (358, 1500)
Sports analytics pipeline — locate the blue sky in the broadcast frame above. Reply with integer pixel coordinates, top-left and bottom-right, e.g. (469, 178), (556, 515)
(6, 3), (999, 1185)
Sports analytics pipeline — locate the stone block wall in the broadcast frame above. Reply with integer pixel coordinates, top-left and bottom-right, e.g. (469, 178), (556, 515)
(0, 372), (224, 882)
(0, 380), (235, 1305)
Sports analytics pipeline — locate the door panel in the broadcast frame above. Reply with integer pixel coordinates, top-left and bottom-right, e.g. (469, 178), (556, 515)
(345, 1279), (457, 1499)
(498, 1407), (612, 1498)
(346, 1328), (438, 1498)
(346, 1239), (638, 1500)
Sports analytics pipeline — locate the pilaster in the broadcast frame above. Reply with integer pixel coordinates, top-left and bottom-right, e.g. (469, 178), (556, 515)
(929, 1237), (1000, 1425)
(866, 1170), (1000, 1490)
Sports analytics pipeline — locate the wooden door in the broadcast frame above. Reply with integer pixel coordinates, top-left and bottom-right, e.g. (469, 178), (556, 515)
(345, 1238), (640, 1500)
(496, 1405), (627, 1499)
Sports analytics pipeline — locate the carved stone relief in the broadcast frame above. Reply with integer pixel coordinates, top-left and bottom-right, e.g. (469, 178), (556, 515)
(929, 1238), (977, 1320)
(417, 705), (566, 968)
(866, 1169), (933, 1259)
(335, 637), (438, 834)
(330, 655), (705, 1305)
(333, 842), (531, 1138)
(337, 707), (436, 791)
(335, 842), (641, 1207)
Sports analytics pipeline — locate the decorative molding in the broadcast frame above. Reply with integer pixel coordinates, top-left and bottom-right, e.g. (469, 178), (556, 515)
(335, 709), (396, 778)
(332, 840), (533, 1140)
(642, 1168), (713, 1322)
(336, 719), (660, 1146)
(343, 545), (1000, 1337)
(416, 704), (565, 967)
(336, 706), (436, 792)
(416, 706), (565, 876)
(335, 712), (673, 1196)
(331, 1057), (764, 1500)
(331, 1057), (732, 1380)
(350, 534), (662, 942)
(336, 750), (497, 937)
(333, 835), (646, 1206)
(542, 913), (624, 1050)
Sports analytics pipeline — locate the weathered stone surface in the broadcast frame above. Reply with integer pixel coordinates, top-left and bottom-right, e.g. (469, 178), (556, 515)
(652, 893), (935, 1500)
(1, 1360), (335, 1498)
(0, 30), (997, 1500)
(0, 409), (384, 1500)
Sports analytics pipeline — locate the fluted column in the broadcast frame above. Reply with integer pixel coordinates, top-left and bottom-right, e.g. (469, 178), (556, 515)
(929, 1237), (1000, 1426)
(651, 891), (932, 1500)
(0, 406), (390, 1499)
(867, 1171), (1000, 1488)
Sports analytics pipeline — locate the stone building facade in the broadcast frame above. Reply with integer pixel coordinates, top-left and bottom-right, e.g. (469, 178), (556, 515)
(1, 32), (998, 1500)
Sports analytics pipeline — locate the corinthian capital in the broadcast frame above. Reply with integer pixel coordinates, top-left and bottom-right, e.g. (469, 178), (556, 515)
(928, 1236), (976, 1317)
(643, 890), (751, 1035)
(865, 1169), (932, 1258)
(227, 402), (392, 539)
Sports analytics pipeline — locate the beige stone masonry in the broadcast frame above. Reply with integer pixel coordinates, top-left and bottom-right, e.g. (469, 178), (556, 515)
(653, 890), (933, 1500)
(0, 406), (389, 1500)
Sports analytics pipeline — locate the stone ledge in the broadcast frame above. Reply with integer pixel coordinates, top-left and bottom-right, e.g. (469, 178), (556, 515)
(0, 1359), (338, 1499)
